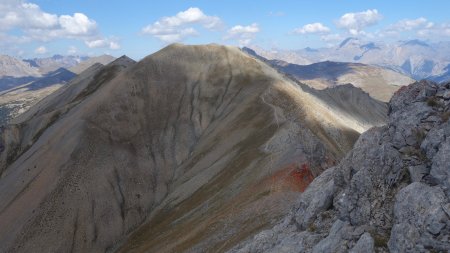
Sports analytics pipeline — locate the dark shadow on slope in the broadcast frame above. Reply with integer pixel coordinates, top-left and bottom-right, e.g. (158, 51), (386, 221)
(0, 68), (76, 95)
(0, 76), (38, 92)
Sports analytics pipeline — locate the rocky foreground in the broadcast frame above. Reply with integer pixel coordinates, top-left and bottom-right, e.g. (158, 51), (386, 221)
(229, 81), (450, 253)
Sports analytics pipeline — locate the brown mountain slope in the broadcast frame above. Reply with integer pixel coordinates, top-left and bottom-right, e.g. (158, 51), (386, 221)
(69, 55), (116, 74)
(228, 81), (450, 253)
(0, 44), (383, 253)
(242, 47), (414, 102)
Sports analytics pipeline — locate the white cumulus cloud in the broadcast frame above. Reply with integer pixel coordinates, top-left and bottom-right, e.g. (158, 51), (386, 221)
(0, 0), (119, 54)
(142, 7), (222, 43)
(85, 38), (120, 50)
(68, 46), (77, 54)
(416, 22), (450, 38)
(293, 23), (330, 34)
(336, 9), (382, 35)
(0, 1), (98, 39)
(225, 23), (260, 46)
(58, 13), (97, 36)
(34, 46), (46, 54)
(320, 33), (344, 42)
(384, 17), (434, 36)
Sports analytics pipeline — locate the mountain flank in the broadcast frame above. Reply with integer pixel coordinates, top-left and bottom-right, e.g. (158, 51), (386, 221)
(248, 38), (450, 82)
(0, 44), (388, 253)
(243, 47), (414, 102)
(229, 81), (450, 253)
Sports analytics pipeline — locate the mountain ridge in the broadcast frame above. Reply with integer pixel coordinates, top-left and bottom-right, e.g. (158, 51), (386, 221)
(247, 38), (450, 81)
(0, 44), (386, 253)
(229, 80), (450, 252)
(242, 47), (414, 102)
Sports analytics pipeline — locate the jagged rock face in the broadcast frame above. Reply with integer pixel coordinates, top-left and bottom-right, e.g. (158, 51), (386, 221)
(229, 81), (450, 253)
(0, 44), (376, 253)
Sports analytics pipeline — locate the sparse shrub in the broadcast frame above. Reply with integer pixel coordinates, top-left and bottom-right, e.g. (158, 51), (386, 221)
(441, 111), (450, 122)
(372, 233), (389, 248)
(308, 223), (317, 232)
(412, 128), (426, 144)
(426, 96), (440, 107)
(402, 146), (428, 161)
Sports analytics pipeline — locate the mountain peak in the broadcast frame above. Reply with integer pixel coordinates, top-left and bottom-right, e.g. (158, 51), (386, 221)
(106, 55), (136, 68)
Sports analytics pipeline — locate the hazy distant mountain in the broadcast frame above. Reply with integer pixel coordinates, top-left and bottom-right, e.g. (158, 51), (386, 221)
(248, 38), (450, 81)
(243, 47), (414, 102)
(247, 45), (313, 65)
(0, 54), (119, 124)
(24, 55), (89, 74)
(0, 55), (41, 93)
(429, 63), (450, 83)
(21, 54), (117, 75)
(0, 55), (41, 78)
(69, 55), (116, 74)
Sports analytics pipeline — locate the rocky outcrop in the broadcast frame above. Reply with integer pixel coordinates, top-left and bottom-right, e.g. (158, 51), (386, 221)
(229, 81), (450, 253)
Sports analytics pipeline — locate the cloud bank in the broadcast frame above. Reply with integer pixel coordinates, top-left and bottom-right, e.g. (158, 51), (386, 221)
(141, 7), (222, 43)
(0, 0), (119, 50)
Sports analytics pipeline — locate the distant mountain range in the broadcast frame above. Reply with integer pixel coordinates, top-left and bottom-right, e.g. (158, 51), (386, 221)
(22, 54), (115, 75)
(0, 54), (117, 124)
(0, 54), (115, 78)
(248, 38), (450, 82)
(243, 47), (414, 102)
(0, 55), (41, 78)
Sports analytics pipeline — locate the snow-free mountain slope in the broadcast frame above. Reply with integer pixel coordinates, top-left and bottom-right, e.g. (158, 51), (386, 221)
(0, 44), (388, 253)
(24, 55), (89, 74)
(0, 55), (41, 78)
(69, 55), (116, 74)
(243, 47), (413, 102)
(229, 81), (450, 253)
(248, 39), (450, 81)
(276, 61), (413, 102)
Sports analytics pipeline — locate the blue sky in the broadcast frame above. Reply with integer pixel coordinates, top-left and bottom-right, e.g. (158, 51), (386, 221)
(1, 0), (449, 59)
